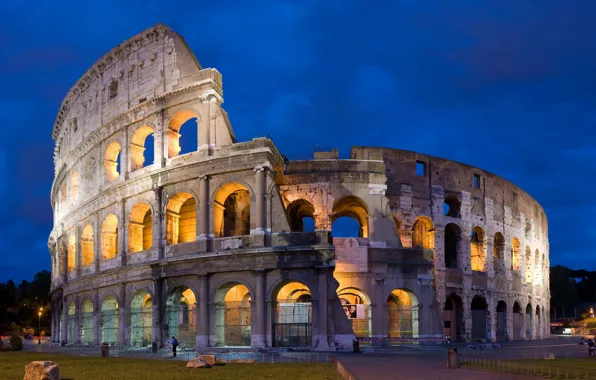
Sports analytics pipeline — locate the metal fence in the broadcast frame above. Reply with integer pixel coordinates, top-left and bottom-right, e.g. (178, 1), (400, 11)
(357, 336), (446, 347)
(459, 354), (596, 379)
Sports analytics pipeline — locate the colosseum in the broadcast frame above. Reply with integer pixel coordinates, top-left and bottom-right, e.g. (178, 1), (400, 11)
(48, 24), (550, 351)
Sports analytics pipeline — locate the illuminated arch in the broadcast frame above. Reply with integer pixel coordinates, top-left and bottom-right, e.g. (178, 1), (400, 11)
(67, 301), (76, 343)
(337, 287), (371, 338)
(470, 226), (486, 272)
(166, 192), (197, 245)
(511, 237), (521, 271)
(332, 196), (369, 238)
(101, 214), (118, 260)
(168, 110), (199, 158)
(104, 141), (121, 182)
(81, 299), (94, 345)
(213, 182), (251, 238)
(130, 125), (154, 170)
(67, 234), (76, 273)
(101, 295), (119, 344)
(129, 203), (152, 252)
(81, 224), (94, 267)
(412, 216), (434, 249)
(129, 290), (153, 347)
(493, 232), (505, 273)
(272, 281), (312, 347)
(214, 283), (252, 346)
(166, 287), (197, 348)
(387, 289), (419, 338)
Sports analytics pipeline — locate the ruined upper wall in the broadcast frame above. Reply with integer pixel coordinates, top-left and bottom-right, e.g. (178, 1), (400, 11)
(52, 24), (206, 161)
(349, 146), (548, 235)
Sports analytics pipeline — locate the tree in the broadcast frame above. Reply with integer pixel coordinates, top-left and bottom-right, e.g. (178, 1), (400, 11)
(550, 265), (580, 318)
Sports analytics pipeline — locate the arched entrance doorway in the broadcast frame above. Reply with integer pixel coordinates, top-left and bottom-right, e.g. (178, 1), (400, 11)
(443, 294), (463, 341)
(81, 299), (94, 345)
(535, 305), (541, 339)
(214, 283), (251, 346)
(337, 287), (371, 338)
(387, 289), (419, 338)
(273, 282), (312, 347)
(513, 302), (522, 340)
(496, 301), (507, 341)
(101, 296), (119, 345)
(166, 287), (197, 349)
(471, 296), (488, 340)
(130, 291), (152, 347)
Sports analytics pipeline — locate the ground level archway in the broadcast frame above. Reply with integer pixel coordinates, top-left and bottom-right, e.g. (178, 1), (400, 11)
(81, 299), (94, 345)
(272, 281), (312, 347)
(101, 296), (119, 344)
(130, 291), (152, 347)
(387, 289), (419, 338)
(214, 283), (251, 346)
(166, 287), (197, 349)
(337, 287), (371, 338)
(443, 294), (463, 341)
(471, 296), (488, 340)
(496, 300), (507, 341)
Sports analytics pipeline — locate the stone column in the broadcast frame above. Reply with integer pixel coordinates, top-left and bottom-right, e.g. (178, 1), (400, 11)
(94, 214), (101, 273)
(417, 275), (438, 338)
(314, 269), (330, 349)
(251, 271), (266, 347)
(460, 226), (472, 273)
(122, 125), (131, 179)
(253, 166), (266, 234)
(93, 291), (100, 345)
(198, 176), (210, 239)
(462, 294), (472, 342)
(75, 296), (81, 343)
(199, 103), (211, 150)
(399, 229), (413, 248)
(154, 186), (164, 259)
(61, 297), (68, 343)
(118, 284), (126, 347)
(152, 279), (162, 348)
(154, 111), (166, 168)
(371, 278), (387, 344)
(486, 239), (494, 277)
(488, 297), (497, 342)
(197, 275), (209, 347)
(118, 200), (127, 266)
(50, 302), (55, 343)
(433, 225), (445, 270)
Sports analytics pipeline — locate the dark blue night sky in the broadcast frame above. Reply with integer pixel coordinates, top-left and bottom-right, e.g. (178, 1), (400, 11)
(1, 0), (595, 282)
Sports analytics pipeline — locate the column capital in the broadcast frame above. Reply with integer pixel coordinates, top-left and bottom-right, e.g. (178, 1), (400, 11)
(200, 175), (210, 181)
(254, 162), (273, 172)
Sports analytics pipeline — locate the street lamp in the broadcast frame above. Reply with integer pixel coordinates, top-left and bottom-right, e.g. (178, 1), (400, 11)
(38, 308), (42, 345)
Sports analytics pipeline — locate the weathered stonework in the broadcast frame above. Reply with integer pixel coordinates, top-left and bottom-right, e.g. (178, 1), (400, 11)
(49, 25), (550, 350)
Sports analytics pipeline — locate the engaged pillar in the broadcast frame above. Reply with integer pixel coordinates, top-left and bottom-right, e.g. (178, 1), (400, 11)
(197, 275), (209, 347)
(198, 176), (210, 240)
(251, 271), (266, 347)
(252, 166), (266, 234)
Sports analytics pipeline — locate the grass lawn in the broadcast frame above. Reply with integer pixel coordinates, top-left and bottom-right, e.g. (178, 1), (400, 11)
(461, 356), (596, 379)
(0, 352), (342, 380)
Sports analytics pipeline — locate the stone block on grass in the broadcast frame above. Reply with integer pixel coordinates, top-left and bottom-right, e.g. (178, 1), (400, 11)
(24, 361), (60, 380)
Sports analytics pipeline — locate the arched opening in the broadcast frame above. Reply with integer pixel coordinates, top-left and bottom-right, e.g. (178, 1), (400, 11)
(443, 195), (461, 218)
(337, 287), (371, 338)
(101, 214), (118, 260)
(131, 125), (155, 170)
(387, 289), (419, 338)
(511, 238), (521, 271)
(513, 302), (522, 340)
(214, 183), (251, 238)
(525, 246), (532, 283)
(104, 141), (121, 182)
(214, 283), (251, 346)
(168, 110), (199, 158)
(166, 192), (197, 245)
(470, 227), (486, 272)
(166, 287), (197, 349)
(129, 203), (152, 252)
(81, 225), (94, 267)
(101, 296), (119, 345)
(81, 299), (94, 345)
(496, 300), (507, 341)
(332, 196), (369, 238)
(471, 296), (488, 340)
(70, 171), (79, 206)
(67, 234), (76, 273)
(444, 294), (463, 341)
(287, 199), (316, 232)
(273, 282), (312, 347)
(67, 301), (76, 343)
(412, 217), (434, 249)
(130, 291), (152, 347)
(493, 232), (505, 274)
(525, 303), (533, 339)
(444, 223), (461, 269)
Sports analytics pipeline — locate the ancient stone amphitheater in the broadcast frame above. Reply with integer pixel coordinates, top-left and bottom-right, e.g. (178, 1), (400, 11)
(48, 24), (550, 350)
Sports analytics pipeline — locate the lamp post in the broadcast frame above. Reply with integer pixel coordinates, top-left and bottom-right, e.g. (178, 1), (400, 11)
(38, 308), (42, 345)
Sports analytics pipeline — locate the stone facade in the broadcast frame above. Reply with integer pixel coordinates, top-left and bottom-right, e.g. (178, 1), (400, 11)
(49, 24), (550, 350)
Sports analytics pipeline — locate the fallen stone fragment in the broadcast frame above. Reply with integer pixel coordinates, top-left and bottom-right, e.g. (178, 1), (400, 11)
(24, 361), (60, 380)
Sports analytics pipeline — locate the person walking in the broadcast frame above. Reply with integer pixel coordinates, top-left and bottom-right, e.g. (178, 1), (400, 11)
(171, 336), (179, 358)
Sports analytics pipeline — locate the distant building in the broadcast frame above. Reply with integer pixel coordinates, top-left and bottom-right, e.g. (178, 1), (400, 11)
(48, 24), (550, 349)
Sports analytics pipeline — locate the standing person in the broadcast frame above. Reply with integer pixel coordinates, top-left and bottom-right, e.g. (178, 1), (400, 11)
(171, 336), (178, 358)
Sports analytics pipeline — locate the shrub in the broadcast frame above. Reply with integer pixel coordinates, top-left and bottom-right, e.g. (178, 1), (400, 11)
(10, 335), (23, 351)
